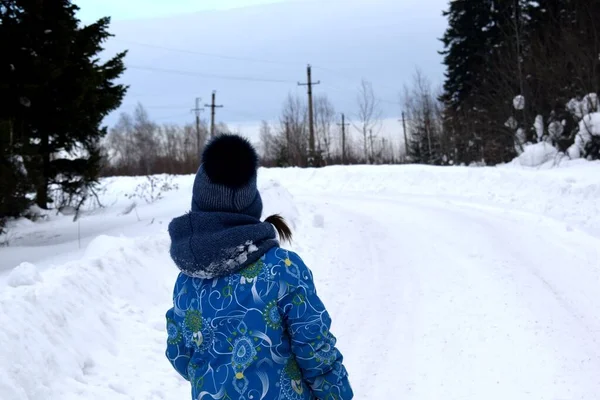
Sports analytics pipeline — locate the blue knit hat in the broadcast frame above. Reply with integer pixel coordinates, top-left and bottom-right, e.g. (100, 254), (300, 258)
(192, 134), (263, 219)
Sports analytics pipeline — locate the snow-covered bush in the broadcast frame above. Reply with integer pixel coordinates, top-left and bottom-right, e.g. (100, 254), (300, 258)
(126, 175), (179, 204)
(511, 93), (600, 164)
(468, 160), (487, 167)
(567, 94), (598, 119)
(512, 142), (563, 168)
(568, 112), (600, 160)
(513, 95), (525, 111)
(564, 94), (600, 160)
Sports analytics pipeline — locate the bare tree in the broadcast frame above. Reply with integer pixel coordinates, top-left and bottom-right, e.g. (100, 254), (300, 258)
(353, 79), (382, 163)
(132, 104), (160, 175)
(344, 131), (362, 164)
(182, 122), (207, 171)
(259, 120), (278, 166)
(105, 112), (135, 172)
(102, 104), (207, 176)
(161, 124), (182, 173)
(216, 122), (236, 136)
(279, 93), (308, 167)
(314, 94), (336, 163)
(403, 69), (444, 164)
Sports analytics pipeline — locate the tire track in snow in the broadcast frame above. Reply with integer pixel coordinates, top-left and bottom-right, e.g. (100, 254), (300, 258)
(297, 193), (600, 400)
(292, 198), (421, 399)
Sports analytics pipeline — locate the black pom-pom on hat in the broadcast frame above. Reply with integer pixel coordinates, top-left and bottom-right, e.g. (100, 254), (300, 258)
(202, 134), (259, 188)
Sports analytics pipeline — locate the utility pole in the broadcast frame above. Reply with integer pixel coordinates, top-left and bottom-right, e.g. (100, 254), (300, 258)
(368, 129), (375, 164)
(191, 98), (204, 157)
(401, 112), (409, 162)
(205, 90), (223, 138)
(337, 113), (350, 164)
(298, 64), (320, 167)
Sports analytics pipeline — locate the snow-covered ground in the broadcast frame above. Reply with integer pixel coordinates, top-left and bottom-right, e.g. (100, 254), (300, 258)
(1, 163), (600, 399)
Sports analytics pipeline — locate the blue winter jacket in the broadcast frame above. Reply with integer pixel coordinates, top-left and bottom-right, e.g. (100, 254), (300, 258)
(165, 247), (353, 400)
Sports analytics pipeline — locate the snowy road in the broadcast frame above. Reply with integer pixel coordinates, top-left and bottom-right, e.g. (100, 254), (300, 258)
(2, 166), (600, 399)
(295, 193), (600, 399)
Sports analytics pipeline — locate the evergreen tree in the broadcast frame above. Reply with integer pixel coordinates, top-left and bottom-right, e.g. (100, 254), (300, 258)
(440, 0), (497, 109)
(0, 120), (31, 234)
(407, 127), (439, 165)
(440, 0), (532, 164)
(441, 0), (600, 162)
(1, 0), (127, 209)
(439, 0), (497, 163)
(477, 0), (534, 161)
(0, 3), (30, 230)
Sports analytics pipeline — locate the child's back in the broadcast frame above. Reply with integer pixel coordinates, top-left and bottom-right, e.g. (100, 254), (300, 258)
(165, 135), (352, 400)
(167, 247), (350, 400)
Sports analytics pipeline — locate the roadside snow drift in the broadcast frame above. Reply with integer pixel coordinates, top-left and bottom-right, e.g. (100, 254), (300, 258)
(0, 235), (178, 399)
(0, 180), (298, 400)
(261, 163), (600, 236)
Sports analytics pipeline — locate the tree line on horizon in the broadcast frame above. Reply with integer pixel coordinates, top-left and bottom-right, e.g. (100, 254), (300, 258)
(2, 0), (599, 233)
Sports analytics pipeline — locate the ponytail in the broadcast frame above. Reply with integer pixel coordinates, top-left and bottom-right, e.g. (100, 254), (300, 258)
(265, 214), (293, 243)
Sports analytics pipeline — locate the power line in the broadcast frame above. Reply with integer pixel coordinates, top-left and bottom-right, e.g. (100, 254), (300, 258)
(120, 104), (190, 110)
(225, 108), (270, 121)
(125, 92), (202, 98)
(117, 101), (274, 124)
(119, 39), (378, 84)
(115, 39), (302, 67)
(127, 65), (295, 84)
(118, 39), (406, 105)
(315, 66), (403, 105)
(154, 112), (192, 121)
(313, 65), (362, 83)
(120, 41), (403, 106)
(322, 82), (402, 106)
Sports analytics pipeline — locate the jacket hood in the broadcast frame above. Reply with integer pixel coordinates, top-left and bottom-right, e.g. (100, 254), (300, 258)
(168, 211), (278, 279)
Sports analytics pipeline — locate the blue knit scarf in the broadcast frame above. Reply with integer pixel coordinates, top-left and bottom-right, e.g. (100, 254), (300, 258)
(168, 211), (278, 279)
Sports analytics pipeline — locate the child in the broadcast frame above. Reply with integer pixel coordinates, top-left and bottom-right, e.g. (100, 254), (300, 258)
(165, 134), (353, 400)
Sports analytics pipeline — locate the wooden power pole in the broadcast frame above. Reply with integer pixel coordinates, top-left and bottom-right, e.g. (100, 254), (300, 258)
(337, 113), (350, 164)
(401, 111), (409, 162)
(205, 91), (223, 138)
(298, 64), (320, 166)
(191, 98), (204, 156)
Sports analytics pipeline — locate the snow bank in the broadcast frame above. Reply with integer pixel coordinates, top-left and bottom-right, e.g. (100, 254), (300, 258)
(261, 163), (600, 237)
(0, 179), (299, 399)
(98, 174), (298, 226)
(0, 235), (176, 400)
(259, 177), (300, 228)
(511, 142), (561, 167)
(7, 262), (43, 287)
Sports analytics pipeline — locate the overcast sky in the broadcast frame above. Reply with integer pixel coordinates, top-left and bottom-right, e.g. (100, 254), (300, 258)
(76, 0), (291, 22)
(75, 0), (449, 143)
